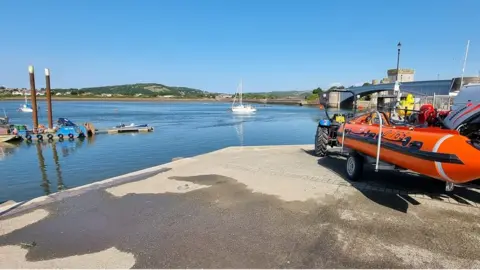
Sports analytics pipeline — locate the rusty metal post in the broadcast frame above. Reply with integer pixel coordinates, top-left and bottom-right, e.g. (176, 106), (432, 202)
(45, 68), (53, 129)
(29, 65), (39, 130)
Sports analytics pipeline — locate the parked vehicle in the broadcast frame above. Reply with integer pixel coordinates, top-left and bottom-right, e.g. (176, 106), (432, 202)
(314, 90), (357, 156)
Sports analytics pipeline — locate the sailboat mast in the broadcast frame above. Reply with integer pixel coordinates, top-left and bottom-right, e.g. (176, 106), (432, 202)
(460, 40), (470, 89)
(239, 80), (243, 105)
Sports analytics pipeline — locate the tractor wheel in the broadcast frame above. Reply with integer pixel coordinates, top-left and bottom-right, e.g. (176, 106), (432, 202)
(314, 126), (329, 157)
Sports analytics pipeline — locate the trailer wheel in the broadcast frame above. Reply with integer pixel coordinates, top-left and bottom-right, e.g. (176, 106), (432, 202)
(346, 153), (364, 181)
(314, 126), (329, 157)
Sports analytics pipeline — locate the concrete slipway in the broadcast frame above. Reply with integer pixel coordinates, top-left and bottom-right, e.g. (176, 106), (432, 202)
(1, 145), (479, 268)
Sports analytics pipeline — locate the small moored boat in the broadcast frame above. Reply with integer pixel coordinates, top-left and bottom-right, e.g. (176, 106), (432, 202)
(0, 135), (22, 143)
(114, 123), (149, 129)
(0, 115), (22, 142)
(17, 93), (36, 113)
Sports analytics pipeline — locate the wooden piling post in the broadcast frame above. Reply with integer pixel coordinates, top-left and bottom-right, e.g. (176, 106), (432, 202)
(29, 65), (39, 130)
(45, 68), (53, 129)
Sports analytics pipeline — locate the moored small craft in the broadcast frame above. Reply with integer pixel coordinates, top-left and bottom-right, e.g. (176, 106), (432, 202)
(114, 123), (149, 129)
(0, 135), (22, 143)
(18, 104), (33, 113)
(337, 112), (480, 184)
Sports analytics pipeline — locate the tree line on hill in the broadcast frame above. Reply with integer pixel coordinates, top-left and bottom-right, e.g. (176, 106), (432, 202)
(52, 83), (215, 98)
(2, 82), (373, 100)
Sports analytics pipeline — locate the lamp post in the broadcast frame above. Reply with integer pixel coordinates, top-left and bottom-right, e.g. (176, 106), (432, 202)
(396, 42), (402, 82)
(392, 42), (402, 120)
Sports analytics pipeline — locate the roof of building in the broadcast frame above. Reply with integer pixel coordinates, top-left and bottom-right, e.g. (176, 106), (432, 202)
(339, 77), (480, 103)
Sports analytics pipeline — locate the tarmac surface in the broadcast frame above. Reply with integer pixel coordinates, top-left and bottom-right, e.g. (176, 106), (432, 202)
(1, 145), (480, 268)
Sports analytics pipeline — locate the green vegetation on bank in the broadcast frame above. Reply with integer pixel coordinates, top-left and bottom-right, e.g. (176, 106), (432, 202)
(52, 83), (215, 98)
(1, 82), (373, 101)
(303, 85), (347, 103)
(50, 84), (326, 99)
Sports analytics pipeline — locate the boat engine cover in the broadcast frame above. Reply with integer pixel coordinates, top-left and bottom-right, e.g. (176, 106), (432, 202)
(443, 102), (480, 130)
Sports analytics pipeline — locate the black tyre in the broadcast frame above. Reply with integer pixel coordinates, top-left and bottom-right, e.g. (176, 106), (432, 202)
(36, 134), (43, 141)
(68, 133), (74, 139)
(314, 126), (329, 157)
(47, 134), (54, 139)
(58, 134), (64, 139)
(345, 153), (364, 181)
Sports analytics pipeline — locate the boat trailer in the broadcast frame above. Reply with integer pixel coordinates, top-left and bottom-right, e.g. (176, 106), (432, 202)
(323, 110), (462, 193)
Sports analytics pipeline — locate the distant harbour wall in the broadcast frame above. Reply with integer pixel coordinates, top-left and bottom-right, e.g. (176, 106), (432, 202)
(243, 99), (306, 106)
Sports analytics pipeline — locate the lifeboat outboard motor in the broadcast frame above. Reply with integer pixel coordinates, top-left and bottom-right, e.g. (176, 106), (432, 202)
(442, 101), (480, 144)
(443, 102), (480, 130)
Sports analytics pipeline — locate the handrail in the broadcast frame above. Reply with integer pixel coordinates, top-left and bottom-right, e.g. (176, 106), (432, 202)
(372, 110), (383, 171)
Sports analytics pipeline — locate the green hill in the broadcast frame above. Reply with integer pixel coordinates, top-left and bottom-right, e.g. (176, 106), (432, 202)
(53, 83), (212, 98)
(51, 83), (315, 99)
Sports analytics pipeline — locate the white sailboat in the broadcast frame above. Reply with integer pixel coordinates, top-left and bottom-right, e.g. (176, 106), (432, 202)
(231, 80), (256, 113)
(18, 92), (33, 113)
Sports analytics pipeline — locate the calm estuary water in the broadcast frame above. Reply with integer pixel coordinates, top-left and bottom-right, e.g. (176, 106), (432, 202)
(0, 100), (336, 202)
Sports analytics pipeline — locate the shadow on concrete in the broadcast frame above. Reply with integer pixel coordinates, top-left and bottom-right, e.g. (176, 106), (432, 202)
(316, 156), (416, 213)
(301, 149), (317, 157)
(314, 153), (480, 213)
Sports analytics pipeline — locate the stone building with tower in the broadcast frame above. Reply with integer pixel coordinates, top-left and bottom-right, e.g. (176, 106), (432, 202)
(365, 68), (415, 107)
(387, 68), (415, 83)
(376, 68), (415, 84)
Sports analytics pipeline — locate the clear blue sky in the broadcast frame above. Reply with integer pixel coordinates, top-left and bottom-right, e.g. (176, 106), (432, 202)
(1, 0), (479, 93)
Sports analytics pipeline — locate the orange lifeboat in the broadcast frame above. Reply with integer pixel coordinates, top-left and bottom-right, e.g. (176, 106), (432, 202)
(337, 112), (480, 184)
